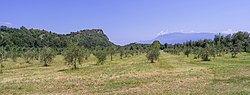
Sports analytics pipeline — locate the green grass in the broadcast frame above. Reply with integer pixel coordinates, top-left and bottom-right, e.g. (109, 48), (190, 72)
(0, 52), (250, 95)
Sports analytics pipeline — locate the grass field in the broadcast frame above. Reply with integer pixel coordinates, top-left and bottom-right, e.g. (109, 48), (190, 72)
(0, 52), (250, 95)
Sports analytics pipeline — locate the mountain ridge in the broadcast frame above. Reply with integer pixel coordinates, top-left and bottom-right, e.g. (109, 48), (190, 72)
(139, 32), (226, 44)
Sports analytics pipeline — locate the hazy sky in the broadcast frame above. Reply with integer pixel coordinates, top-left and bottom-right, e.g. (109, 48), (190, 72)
(1, 0), (250, 45)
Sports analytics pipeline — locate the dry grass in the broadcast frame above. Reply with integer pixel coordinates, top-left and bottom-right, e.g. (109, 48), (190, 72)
(0, 52), (250, 95)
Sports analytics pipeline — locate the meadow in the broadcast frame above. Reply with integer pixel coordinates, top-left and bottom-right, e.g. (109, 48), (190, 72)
(0, 52), (250, 95)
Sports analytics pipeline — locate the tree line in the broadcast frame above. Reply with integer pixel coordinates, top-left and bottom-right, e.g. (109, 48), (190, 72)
(0, 41), (155, 73)
(0, 26), (155, 73)
(1, 26), (249, 73)
(163, 31), (250, 61)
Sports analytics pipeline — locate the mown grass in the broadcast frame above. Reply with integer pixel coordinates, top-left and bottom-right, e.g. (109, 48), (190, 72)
(0, 52), (250, 95)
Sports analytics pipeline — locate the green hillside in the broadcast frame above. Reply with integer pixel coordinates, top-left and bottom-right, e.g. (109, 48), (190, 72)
(0, 26), (114, 49)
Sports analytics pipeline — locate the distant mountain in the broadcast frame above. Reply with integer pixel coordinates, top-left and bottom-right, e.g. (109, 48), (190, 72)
(139, 32), (220, 44)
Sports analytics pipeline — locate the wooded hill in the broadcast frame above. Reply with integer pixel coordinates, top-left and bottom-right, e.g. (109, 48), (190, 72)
(0, 26), (114, 49)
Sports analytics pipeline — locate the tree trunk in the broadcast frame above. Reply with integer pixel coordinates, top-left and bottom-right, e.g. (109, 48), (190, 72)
(150, 59), (154, 63)
(0, 63), (2, 74)
(205, 56), (209, 61)
(73, 63), (76, 69)
(73, 59), (77, 69)
(44, 61), (48, 66)
(111, 54), (113, 61)
(232, 53), (237, 58)
(0, 54), (2, 73)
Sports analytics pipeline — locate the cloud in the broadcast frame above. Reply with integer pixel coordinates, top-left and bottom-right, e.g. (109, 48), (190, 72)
(156, 30), (168, 36)
(189, 30), (198, 33)
(156, 29), (248, 37)
(156, 30), (201, 37)
(222, 29), (236, 34)
(2, 22), (12, 25)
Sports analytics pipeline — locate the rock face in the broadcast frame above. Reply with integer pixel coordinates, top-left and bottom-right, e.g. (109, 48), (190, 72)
(68, 29), (114, 48)
(68, 29), (105, 36)
(79, 29), (104, 34)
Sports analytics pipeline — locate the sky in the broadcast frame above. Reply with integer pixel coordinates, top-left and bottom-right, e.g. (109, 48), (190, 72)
(1, 0), (250, 45)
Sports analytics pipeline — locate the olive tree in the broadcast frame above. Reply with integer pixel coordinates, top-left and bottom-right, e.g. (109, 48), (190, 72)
(192, 47), (201, 59)
(146, 41), (161, 63)
(63, 45), (85, 69)
(40, 47), (55, 66)
(93, 47), (107, 65)
(118, 47), (124, 59)
(230, 41), (243, 58)
(0, 47), (7, 73)
(184, 47), (192, 57)
(84, 49), (91, 60)
(107, 46), (116, 61)
(8, 47), (19, 62)
(23, 48), (36, 63)
(200, 44), (212, 61)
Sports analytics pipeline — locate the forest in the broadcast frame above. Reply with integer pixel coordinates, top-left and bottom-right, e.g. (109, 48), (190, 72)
(1, 26), (250, 94)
